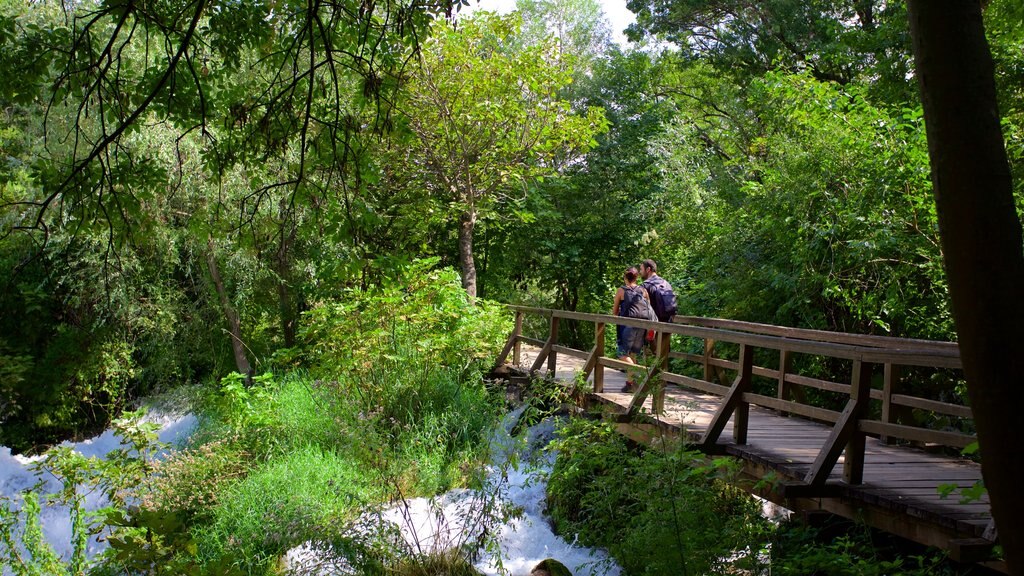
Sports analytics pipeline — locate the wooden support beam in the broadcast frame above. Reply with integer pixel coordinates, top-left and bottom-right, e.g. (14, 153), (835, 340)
(703, 338), (716, 383)
(653, 332), (671, 414)
(547, 316), (560, 376)
(777, 349), (791, 416)
(781, 483), (844, 499)
(700, 344), (753, 447)
(587, 322), (606, 392)
(529, 315), (559, 374)
(626, 331), (673, 416)
(844, 360), (872, 484)
(513, 311), (523, 365)
(947, 538), (996, 563)
(880, 363), (900, 444)
(805, 361), (872, 486)
(494, 311), (523, 367)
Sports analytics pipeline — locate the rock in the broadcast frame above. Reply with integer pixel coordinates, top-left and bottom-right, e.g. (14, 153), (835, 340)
(529, 558), (572, 576)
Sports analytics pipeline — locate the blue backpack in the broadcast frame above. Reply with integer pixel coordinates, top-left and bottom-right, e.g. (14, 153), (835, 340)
(643, 276), (678, 322)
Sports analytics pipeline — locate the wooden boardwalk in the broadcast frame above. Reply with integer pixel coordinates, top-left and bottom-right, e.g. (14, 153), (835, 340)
(500, 308), (1000, 570)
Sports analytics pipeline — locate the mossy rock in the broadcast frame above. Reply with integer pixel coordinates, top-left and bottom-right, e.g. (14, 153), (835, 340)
(529, 558), (572, 576)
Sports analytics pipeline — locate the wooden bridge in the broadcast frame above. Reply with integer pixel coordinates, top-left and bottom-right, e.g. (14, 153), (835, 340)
(495, 306), (1003, 572)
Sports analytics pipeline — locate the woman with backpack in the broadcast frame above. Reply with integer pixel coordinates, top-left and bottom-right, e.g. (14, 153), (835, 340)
(612, 266), (652, 392)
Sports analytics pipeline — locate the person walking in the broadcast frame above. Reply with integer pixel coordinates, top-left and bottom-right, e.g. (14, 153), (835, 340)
(613, 266), (651, 392)
(640, 259), (677, 322)
(640, 259), (678, 355)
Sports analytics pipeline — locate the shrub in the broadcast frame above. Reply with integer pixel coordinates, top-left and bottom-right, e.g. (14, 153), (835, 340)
(300, 259), (511, 381)
(546, 418), (769, 576)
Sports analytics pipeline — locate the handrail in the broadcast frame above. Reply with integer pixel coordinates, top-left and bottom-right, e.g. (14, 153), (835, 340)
(506, 305), (962, 368)
(672, 315), (960, 354)
(498, 305), (974, 488)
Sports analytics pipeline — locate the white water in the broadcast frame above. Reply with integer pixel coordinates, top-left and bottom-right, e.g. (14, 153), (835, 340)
(0, 411), (197, 565)
(287, 410), (622, 576)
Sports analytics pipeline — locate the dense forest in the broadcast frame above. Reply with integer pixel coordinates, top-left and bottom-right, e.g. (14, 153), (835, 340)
(1, 0), (1023, 573)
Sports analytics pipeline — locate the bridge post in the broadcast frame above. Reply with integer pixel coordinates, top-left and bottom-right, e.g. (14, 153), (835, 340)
(880, 363), (900, 444)
(653, 331), (671, 414)
(806, 360), (873, 486)
(547, 315), (560, 376)
(733, 344), (753, 444)
(844, 360), (872, 484)
(513, 311), (523, 365)
(593, 322), (605, 393)
(703, 339), (716, 382)
(700, 344), (753, 446)
(777, 349), (792, 416)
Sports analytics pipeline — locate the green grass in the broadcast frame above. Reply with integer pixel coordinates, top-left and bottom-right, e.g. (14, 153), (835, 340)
(193, 444), (380, 572)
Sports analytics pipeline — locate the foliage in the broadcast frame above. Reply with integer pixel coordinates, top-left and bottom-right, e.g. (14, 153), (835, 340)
(769, 523), (963, 576)
(545, 418), (769, 575)
(393, 12), (608, 295)
(302, 259), (511, 379)
(102, 268), (508, 572)
(0, 411), (165, 576)
(648, 69), (951, 340)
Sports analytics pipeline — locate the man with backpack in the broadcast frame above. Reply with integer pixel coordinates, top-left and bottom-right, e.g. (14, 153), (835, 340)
(641, 259), (677, 322)
(640, 259), (678, 356)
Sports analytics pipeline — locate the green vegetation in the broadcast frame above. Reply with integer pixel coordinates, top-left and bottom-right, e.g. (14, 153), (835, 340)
(1, 0), (1023, 572)
(545, 417), (982, 576)
(2, 265), (510, 574)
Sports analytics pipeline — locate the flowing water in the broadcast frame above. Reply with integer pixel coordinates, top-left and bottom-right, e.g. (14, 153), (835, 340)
(0, 410), (197, 568)
(286, 407), (622, 576)
(2, 402), (785, 575)
(2, 405), (620, 575)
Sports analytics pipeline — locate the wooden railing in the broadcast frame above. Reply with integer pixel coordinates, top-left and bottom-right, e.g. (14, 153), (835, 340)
(496, 305), (973, 487)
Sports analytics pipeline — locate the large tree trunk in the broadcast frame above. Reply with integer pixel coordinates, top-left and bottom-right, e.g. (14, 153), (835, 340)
(206, 239), (253, 382)
(458, 207), (478, 298)
(908, 2), (1024, 571)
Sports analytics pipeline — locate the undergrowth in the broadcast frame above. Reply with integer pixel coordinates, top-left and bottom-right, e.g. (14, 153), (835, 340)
(2, 262), (511, 575)
(545, 417), (988, 576)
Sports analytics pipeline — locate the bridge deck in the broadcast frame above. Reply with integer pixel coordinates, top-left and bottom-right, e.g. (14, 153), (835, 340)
(515, 344), (992, 548)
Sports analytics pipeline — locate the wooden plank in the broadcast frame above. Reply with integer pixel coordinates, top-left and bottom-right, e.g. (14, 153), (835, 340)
(551, 345), (589, 361)
(741, 393), (842, 423)
(776, 349), (791, 415)
(891, 394), (973, 419)
(508, 306), (962, 367)
(785, 373), (852, 395)
(547, 316), (560, 374)
(660, 372), (731, 396)
(588, 322), (605, 392)
(519, 336), (547, 347)
(669, 314), (961, 355)
(598, 356), (640, 371)
(859, 420), (975, 449)
(880, 363), (899, 444)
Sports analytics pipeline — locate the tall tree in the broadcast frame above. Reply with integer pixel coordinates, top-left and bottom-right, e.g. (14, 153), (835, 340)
(398, 13), (606, 296)
(907, 1), (1024, 571)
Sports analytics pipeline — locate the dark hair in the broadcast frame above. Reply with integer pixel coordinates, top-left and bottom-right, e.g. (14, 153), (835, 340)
(624, 266), (639, 283)
(642, 259), (657, 273)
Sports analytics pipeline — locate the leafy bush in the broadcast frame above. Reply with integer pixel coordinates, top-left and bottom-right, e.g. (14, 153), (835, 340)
(301, 259), (511, 380)
(769, 523), (960, 576)
(546, 418), (770, 576)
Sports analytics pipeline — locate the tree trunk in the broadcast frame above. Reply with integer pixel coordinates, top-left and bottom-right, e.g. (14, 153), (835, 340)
(458, 207), (478, 298)
(907, 2), (1024, 571)
(206, 239), (253, 382)
(275, 229), (297, 348)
